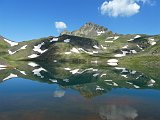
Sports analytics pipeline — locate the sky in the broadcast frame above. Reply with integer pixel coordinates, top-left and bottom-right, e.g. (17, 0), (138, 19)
(0, 0), (160, 42)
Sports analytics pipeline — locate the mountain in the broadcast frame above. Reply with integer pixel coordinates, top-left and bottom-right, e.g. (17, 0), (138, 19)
(61, 22), (160, 58)
(0, 35), (11, 56)
(119, 35), (160, 68)
(0, 22), (160, 95)
(61, 22), (112, 38)
(139, 36), (160, 56)
(3, 34), (102, 62)
(0, 22), (160, 66)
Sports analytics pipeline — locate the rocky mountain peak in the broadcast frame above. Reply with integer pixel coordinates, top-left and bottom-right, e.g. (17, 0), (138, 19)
(61, 22), (110, 38)
(60, 30), (71, 36)
(82, 22), (108, 31)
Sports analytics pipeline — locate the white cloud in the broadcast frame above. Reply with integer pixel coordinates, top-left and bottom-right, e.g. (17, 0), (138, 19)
(100, 0), (152, 17)
(55, 22), (67, 31)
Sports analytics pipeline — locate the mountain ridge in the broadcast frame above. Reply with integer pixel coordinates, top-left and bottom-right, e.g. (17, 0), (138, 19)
(0, 22), (160, 67)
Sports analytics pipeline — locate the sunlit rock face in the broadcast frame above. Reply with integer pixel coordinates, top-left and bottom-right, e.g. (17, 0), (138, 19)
(99, 105), (138, 120)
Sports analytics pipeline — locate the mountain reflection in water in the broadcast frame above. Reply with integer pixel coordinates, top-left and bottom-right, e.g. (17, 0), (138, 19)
(0, 61), (160, 120)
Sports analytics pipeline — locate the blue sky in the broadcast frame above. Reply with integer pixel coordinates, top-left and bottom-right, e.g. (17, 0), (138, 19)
(0, 0), (159, 42)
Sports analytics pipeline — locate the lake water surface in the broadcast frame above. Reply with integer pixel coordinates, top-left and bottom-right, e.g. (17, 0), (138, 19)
(0, 62), (160, 120)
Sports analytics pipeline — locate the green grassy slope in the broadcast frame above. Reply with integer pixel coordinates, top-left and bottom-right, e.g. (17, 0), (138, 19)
(119, 35), (160, 78)
(0, 36), (10, 56)
(0, 23), (159, 67)
(5, 36), (53, 60)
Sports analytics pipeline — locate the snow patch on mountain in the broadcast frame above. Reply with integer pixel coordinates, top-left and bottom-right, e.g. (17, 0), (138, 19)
(78, 48), (94, 55)
(64, 68), (71, 71)
(4, 39), (18, 46)
(108, 59), (118, 63)
(8, 50), (16, 55)
(0, 68), (6, 70)
(32, 67), (47, 78)
(127, 39), (134, 42)
(113, 82), (118, 86)
(104, 80), (113, 82)
(97, 31), (105, 36)
(64, 39), (70, 43)
(130, 50), (137, 54)
(20, 45), (28, 49)
(101, 45), (107, 49)
(93, 45), (100, 49)
(107, 37), (114, 39)
(107, 63), (118, 66)
(148, 38), (156, 46)
(28, 62), (39, 67)
(3, 73), (18, 81)
(0, 65), (7, 68)
(33, 42), (48, 54)
(28, 54), (40, 58)
(0, 65), (7, 70)
(121, 75), (128, 78)
(19, 70), (27, 75)
(148, 79), (156, 87)
(70, 47), (80, 53)
(137, 45), (143, 50)
(122, 45), (128, 49)
(50, 38), (58, 42)
(115, 67), (126, 71)
(105, 41), (113, 43)
(91, 60), (98, 64)
(49, 79), (58, 83)
(134, 35), (141, 39)
(65, 47), (100, 55)
(113, 36), (119, 40)
(134, 85), (140, 89)
(93, 73), (99, 77)
(70, 69), (79, 74)
(63, 79), (69, 82)
(100, 74), (106, 78)
(65, 52), (72, 54)
(8, 45), (27, 55)
(114, 54), (125, 57)
(96, 86), (104, 91)
(107, 59), (118, 66)
(114, 50), (129, 57)
(93, 51), (99, 54)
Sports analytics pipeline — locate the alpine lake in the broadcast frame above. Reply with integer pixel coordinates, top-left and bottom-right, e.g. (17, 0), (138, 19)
(0, 61), (160, 120)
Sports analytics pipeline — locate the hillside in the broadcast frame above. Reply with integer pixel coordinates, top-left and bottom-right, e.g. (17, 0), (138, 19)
(60, 22), (160, 59)
(0, 35), (12, 56)
(3, 34), (102, 61)
(119, 35), (160, 77)
(0, 22), (159, 67)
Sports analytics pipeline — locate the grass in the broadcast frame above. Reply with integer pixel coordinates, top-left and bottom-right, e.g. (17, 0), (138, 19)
(119, 55), (160, 79)
(5, 37), (53, 60)
(0, 38), (10, 57)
